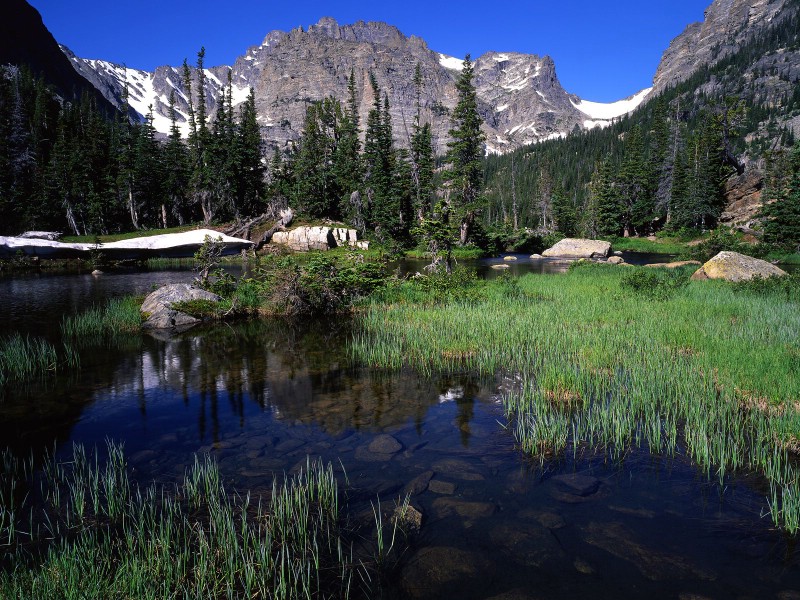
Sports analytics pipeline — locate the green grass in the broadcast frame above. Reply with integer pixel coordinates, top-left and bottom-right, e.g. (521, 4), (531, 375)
(61, 296), (143, 339)
(0, 442), (366, 599)
(404, 245), (486, 260)
(0, 334), (78, 386)
(602, 235), (687, 254)
(353, 262), (800, 532)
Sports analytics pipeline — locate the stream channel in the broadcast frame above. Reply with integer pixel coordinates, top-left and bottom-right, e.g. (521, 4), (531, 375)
(1, 254), (799, 599)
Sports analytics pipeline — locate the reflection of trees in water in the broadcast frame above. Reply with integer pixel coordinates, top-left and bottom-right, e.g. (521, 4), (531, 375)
(0, 318), (496, 455)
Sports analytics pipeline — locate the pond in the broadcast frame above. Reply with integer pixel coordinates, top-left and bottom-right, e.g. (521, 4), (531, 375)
(1, 260), (799, 598)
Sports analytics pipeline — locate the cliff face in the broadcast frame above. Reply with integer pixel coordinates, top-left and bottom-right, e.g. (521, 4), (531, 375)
(652, 0), (792, 94)
(0, 0), (115, 113)
(63, 17), (642, 154)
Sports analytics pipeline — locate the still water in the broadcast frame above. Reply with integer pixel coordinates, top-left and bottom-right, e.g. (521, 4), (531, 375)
(1, 261), (799, 599)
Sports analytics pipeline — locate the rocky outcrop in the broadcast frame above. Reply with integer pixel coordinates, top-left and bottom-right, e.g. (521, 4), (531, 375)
(542, 238), (612, 259)
(141, 284), (222, 330)
(18, 231), (62, 241)
(690, 251), (787, 281)
(271, 226), (368, 251)
(720, 170), (764, 227)
(652, 0), (791, 94)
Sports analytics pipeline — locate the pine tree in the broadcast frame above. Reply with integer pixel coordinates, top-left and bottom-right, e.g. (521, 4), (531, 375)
(333, 68), (362, 220)
(410, 63), (435, 225)
(163, 90), (189, 225)
(762, 138), (800, 249)
(445, 54), (485, 245)
(235, 87), (265, 217)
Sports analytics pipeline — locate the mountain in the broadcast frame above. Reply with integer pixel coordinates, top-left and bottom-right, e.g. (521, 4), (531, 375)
(0, 0), (115, 113)
(62, 17), (648, 154)
(652, 0), (792, 94)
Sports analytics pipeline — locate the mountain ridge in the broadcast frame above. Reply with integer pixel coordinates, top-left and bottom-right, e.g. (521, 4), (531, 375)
(62, 16), (648, 154)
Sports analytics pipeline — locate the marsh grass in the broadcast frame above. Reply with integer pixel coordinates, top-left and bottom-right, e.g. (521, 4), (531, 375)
(61, 296), (143, 340)
(0, 443), (364, 598)
(0, 334), (78, 386)
(353, 262), (800, 531)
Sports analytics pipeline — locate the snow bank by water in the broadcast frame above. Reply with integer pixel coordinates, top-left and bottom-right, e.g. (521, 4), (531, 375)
(0, 229), (252, 259)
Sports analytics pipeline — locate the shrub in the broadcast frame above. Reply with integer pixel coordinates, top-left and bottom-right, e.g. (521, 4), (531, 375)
(620, 267), (689, 301)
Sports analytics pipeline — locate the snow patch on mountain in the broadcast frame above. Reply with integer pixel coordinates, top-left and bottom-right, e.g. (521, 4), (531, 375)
(571, 87), (651, 120)
(438, 54), (464, 71)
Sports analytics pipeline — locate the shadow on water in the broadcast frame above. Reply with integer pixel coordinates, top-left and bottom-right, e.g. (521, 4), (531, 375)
(1, 262), (800, 598)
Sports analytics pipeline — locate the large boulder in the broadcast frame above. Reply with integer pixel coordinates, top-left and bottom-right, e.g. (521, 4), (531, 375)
(271, 226), (367, 251)
(141, 283), (222, 330)
(690, 251), (787, 282)
(542, 238), (612, 259)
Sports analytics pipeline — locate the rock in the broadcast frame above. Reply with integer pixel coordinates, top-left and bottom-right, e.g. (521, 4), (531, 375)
(489, 521), (564, 567)
(503, 255), (518, 261)
(368, 434), (403, 454)
(431, 497), (496, 521)
(404, 470), (434, 496)
(721, 170), (764, 226)
(530, 253), (543, 259)
(392, 504), (422, 534)
(613, 250), (623, 256)
(644, 260), (701, 269)
(141, 283), (222, 330)
(542, 238), (612, 259)
(574, 557), (595, 574)
(491, 264), (511, 270)
(606, 256), (625, 264)
(271, 225), (363, 252)
(401, 546), (495, 599)
(431, 458), (485, 481)
(519, 509), (566, 530)
(552, 473), (601, 497)
(91, 269), (103, 275)
(427, 479), (457, 495)
(690, 251), (787, 282)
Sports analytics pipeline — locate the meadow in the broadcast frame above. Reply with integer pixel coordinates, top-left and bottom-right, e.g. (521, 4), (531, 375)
(353, 263), (800, 531)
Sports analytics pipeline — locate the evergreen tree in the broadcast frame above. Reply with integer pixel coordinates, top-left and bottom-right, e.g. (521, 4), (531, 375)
(762, 138), (800, 249)
(445, 55), (485, 245)
(333, 68), (362, 220)
(410, 63), (435, 225)
(163, 90), (189, 225)
(235, 87), (266, 217)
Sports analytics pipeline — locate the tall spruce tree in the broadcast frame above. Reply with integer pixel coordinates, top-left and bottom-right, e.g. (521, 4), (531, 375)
(445, 54), (485, 245)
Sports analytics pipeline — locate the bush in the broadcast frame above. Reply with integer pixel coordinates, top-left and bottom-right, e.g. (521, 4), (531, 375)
(620, 268), (689, 301)
(731, 272), (800, 302)
(260, 253), (387, 315)
(684, 228), (767, 262)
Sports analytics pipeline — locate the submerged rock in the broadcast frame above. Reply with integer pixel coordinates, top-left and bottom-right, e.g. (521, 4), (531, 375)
(552, 473), (601, 497)
(690, 251), (786, 282)
(401, 546), (495, 599)
(542, 238), (612, 259)
(141, 283), (222, 331)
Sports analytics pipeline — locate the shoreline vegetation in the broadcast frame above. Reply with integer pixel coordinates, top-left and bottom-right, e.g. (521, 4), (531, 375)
(0, 442), (408, 598)
(352, 262), (800, 532)
(2, 231), (799, 596)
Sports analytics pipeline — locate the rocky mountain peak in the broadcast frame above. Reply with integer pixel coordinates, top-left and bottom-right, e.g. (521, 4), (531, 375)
(652, 0), (790, 93)
(61, 17), (650, 154)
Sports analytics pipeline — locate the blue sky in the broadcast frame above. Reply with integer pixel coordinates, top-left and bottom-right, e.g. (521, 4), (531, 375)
(29, 0), (710, 102)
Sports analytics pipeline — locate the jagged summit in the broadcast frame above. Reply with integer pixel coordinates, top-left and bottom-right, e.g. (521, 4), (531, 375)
(62, 16), (649, 154)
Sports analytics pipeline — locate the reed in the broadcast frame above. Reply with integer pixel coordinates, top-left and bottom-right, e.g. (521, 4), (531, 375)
(0, 443), (365, 598)
(353, 263), (800, 531)
(61, 296), (142, 339)
(0, 334), (61, 385)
